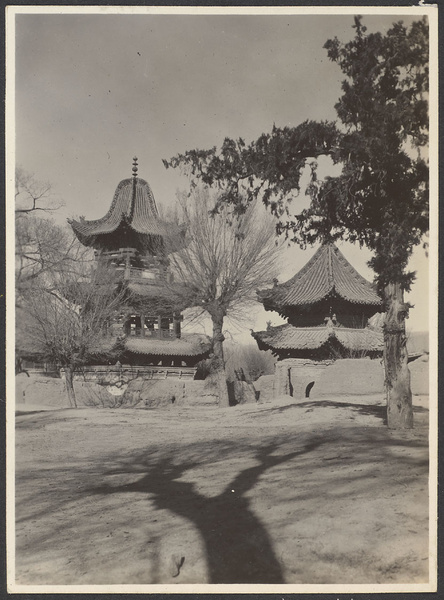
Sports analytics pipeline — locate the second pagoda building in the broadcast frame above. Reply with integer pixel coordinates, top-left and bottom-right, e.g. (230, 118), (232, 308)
(252, 242), (384, 398)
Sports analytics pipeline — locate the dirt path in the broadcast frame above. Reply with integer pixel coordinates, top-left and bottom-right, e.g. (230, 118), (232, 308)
(14, 395), (429, 585)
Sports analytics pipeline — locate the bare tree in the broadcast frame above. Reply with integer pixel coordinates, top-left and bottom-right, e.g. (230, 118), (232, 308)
(15, 215), (92, 296)
(19, 262), (126, 407)
(224, 342), (275, 383)
(166, 187), (282, 407)
(15, 167), (90, 299)
(15, 166), (63, 214)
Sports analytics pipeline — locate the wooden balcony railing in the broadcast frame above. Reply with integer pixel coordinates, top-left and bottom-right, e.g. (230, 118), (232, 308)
(128, 329), (178, 339)
(108, 266), (172, 285)
(75, 365), (197, 380)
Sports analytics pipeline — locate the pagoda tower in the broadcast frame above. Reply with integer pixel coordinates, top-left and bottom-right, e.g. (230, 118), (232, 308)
(69, 158), (211, 369)
(252, 242), (384, 398)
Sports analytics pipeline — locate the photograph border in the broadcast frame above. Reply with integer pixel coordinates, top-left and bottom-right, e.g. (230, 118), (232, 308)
(4, 2), (440, 597)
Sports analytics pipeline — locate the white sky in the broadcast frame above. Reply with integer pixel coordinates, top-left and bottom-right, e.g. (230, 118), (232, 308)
(13, 10), (430, 339)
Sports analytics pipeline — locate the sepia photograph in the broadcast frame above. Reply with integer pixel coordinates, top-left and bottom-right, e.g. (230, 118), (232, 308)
(6, 5), (438, 594)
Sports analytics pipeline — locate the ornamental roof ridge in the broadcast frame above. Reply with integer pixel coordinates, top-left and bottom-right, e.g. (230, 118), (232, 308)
(258, 242), (381, 309)
(69, 176), (160, 236)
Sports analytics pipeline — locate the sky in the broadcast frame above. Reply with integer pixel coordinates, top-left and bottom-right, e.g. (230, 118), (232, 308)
(12, 9), (431, 339)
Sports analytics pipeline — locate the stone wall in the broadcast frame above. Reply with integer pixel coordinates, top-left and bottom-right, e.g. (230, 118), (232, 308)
(66, 367), (220, 407)
(230, 380), (257, 405)
(268, 355), (428, 400)
(310, 358), (385, 398)
(275, 358), (334, 400)
(16, 372), (219, 409)
(16, 355), (428, 409)
(182, 380), (220, 406)
(253, 375), (275, 404)
(86, 378), (219, 408)
(257, 357), (388, 402)
(408, 354), (429, 396)
(16, 373), (66, 408)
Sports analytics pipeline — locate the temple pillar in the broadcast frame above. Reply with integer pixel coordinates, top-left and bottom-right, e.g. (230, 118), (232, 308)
(157, 315), (162, 339)
(124, 250), (131, 279)
(173, 312), (182, 339)
(140, 313), (145, 337)
(124, 318), (130, 336)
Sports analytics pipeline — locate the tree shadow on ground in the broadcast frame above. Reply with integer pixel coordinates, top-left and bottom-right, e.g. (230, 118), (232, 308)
(256, 398), (429, 427)
(255, 399), (388, 423)
(313, 400), (388, 422)
(15, 410), (83, 430)
(15, 414), (429, 586)
(86, 439), (324, 583)
(16, 410), (49, 416)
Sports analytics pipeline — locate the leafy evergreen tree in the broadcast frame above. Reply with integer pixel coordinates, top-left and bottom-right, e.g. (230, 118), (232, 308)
(164, 17), (429, 428)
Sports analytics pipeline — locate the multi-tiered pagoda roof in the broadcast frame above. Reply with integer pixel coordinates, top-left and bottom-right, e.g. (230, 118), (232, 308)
(67, 158), (210, 368)
(69, 165), (172, 254)
(253, 243), (384, 360)
(252, 322), (384, 357)
(259, 242), (381, 315)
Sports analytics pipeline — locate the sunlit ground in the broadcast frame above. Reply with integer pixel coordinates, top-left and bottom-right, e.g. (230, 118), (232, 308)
(14, 395), (429, 586)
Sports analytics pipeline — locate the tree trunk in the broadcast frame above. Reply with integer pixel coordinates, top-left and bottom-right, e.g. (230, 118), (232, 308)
(64, 365), (78, 408)
(211, 315), (230, 408)
(383, 283), (413, 429)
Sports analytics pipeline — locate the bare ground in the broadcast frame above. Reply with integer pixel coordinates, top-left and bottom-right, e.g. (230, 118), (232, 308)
(14, 394), (430, 586)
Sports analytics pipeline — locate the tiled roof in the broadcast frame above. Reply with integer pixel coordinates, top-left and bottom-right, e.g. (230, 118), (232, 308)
(259, 243), (381, 309)
(69, 177), (171, 246)
(334, 327), (384, 351)
(252, 323), (383, 352)
(125, 333), (212, 357)
(253, 324), (330, 350)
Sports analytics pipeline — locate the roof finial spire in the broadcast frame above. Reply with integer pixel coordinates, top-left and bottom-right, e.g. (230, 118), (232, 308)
(132, 156), (138, 178)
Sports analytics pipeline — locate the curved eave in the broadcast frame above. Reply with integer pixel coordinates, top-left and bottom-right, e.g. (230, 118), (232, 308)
(69, 219), (169, 239)
(68, 177), (170, 243)
(257, 243), (381, 310)
(125, 335), (212, 357)
(252, 324), (383, 353)
(260, 290), (381, 315)
(259, 284), (382, 312)
(252, 325), (330, 351)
